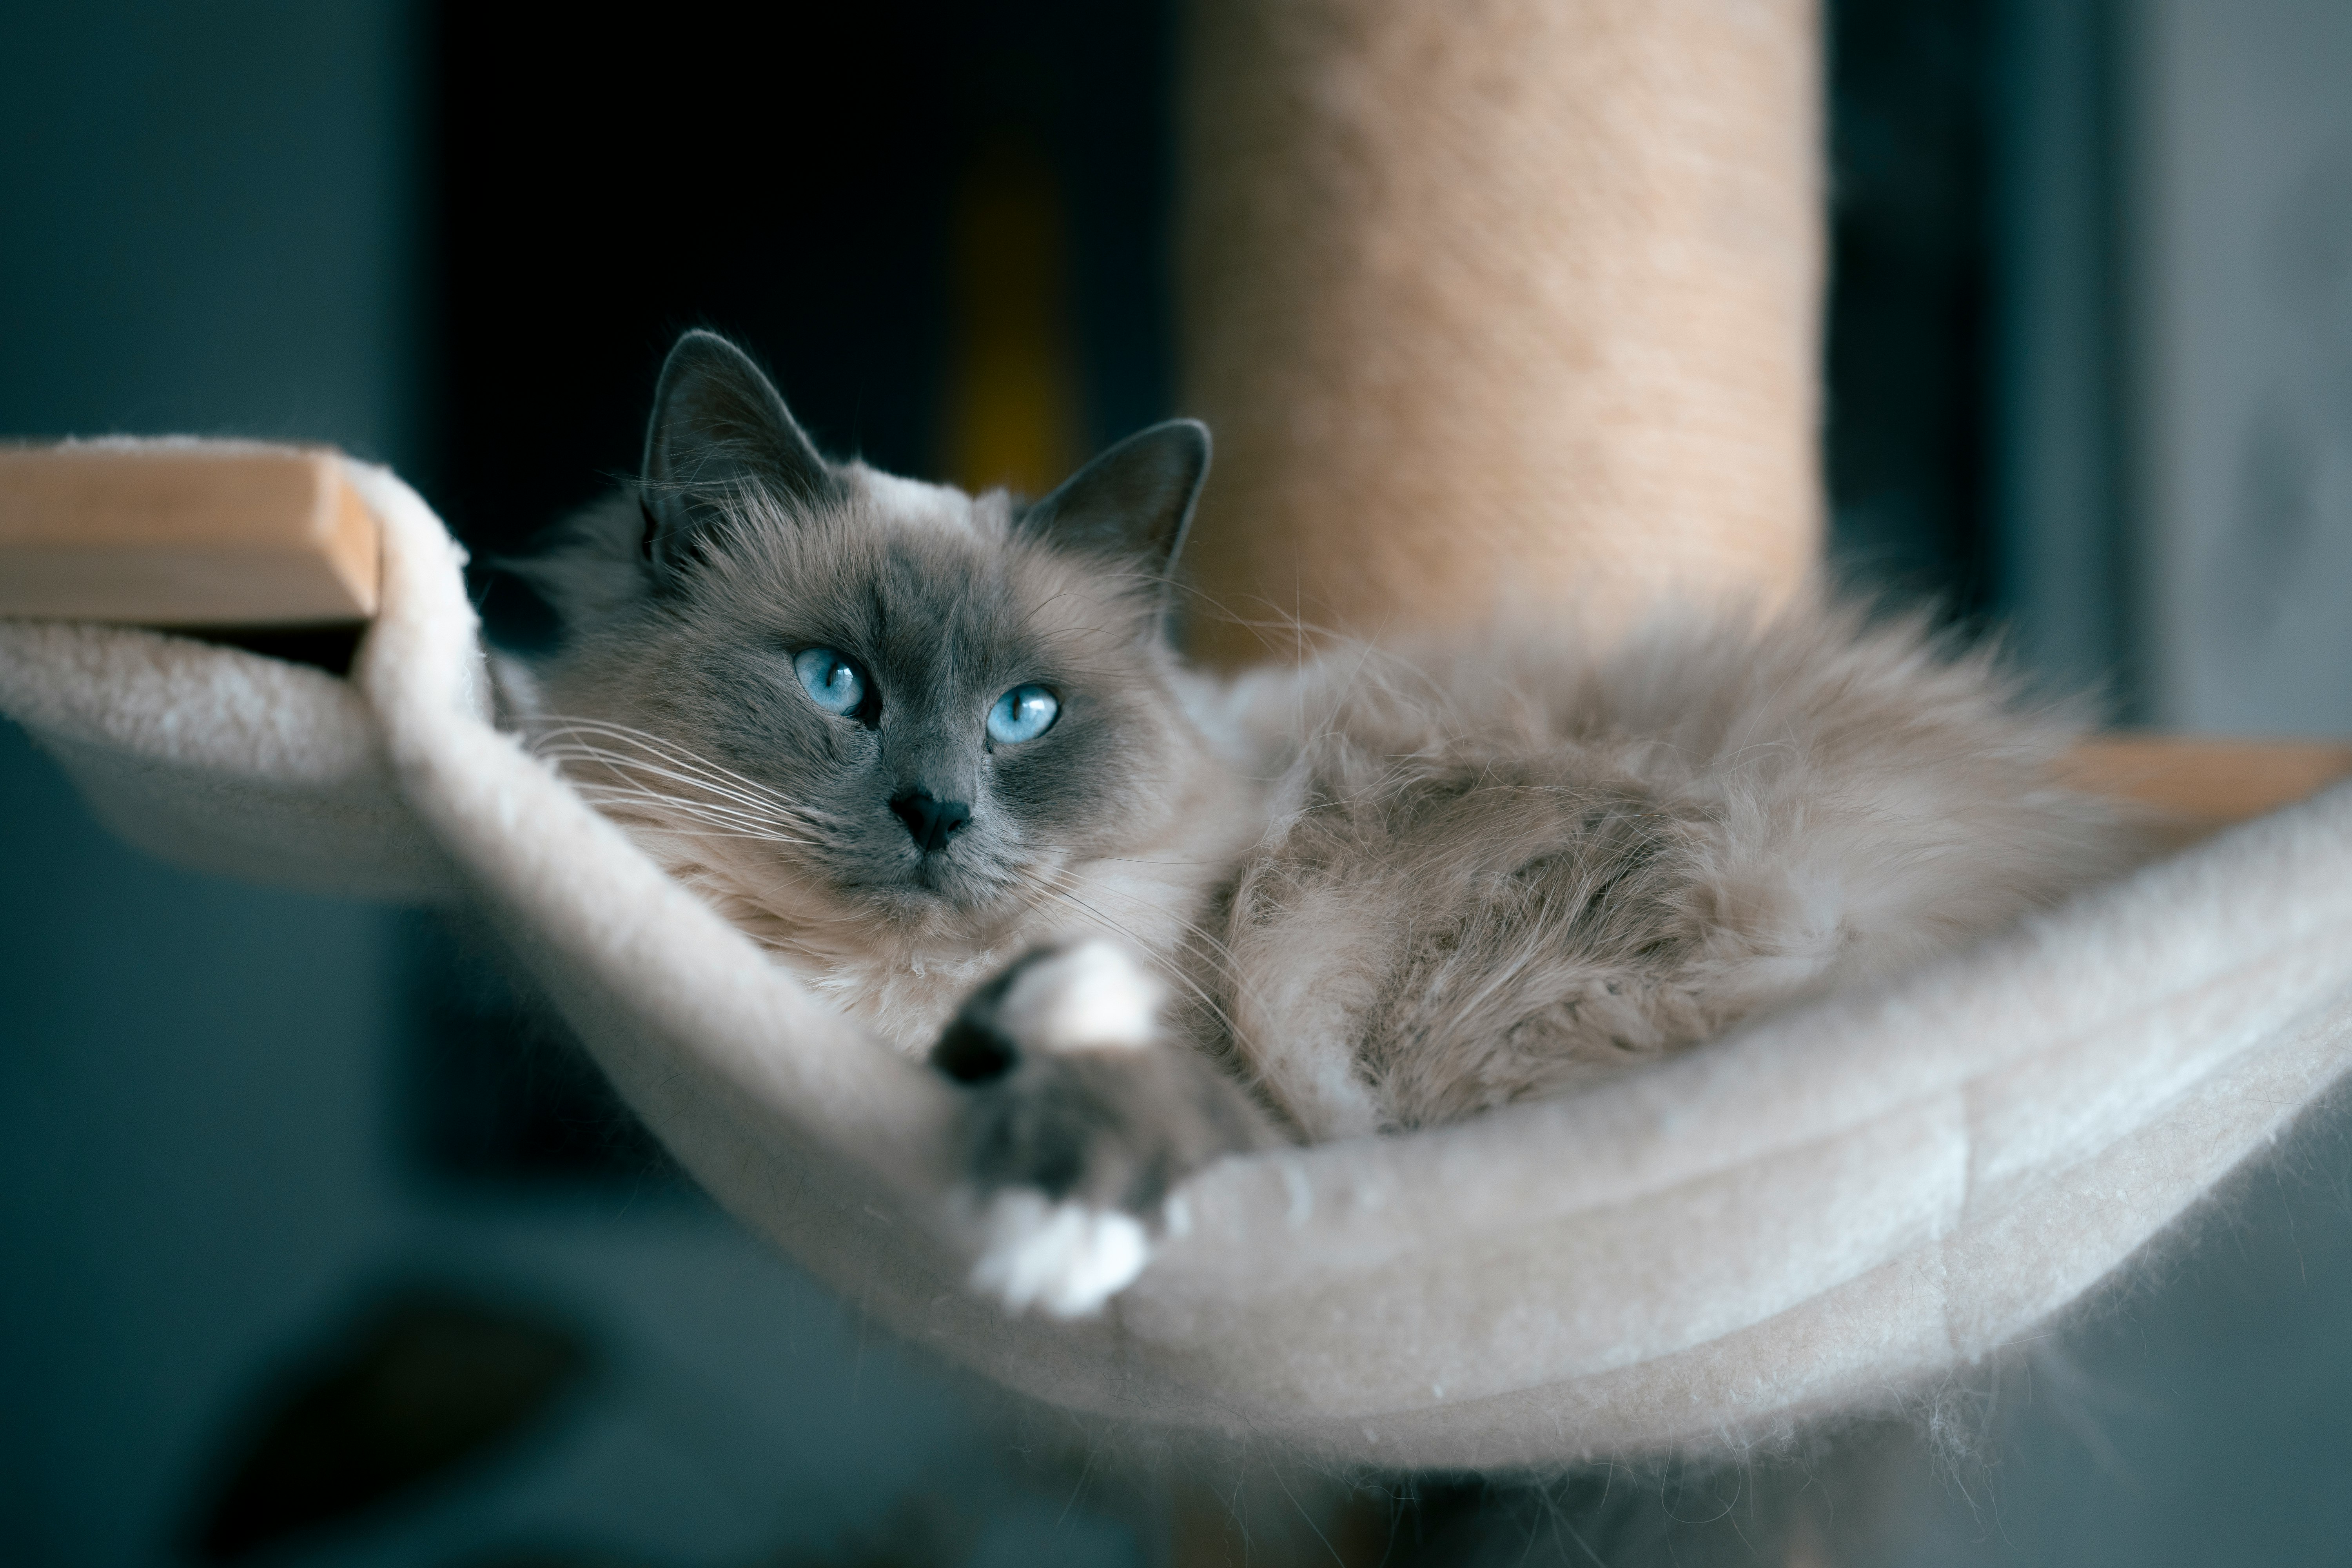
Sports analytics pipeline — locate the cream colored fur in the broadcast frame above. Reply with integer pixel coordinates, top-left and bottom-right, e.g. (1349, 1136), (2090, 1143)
(592, 758), (1246, 1056)
(1196, 610), (2135, 1138)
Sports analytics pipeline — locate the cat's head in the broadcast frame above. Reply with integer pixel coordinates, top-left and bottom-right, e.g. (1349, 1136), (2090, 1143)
(524, 330), (1212, 936)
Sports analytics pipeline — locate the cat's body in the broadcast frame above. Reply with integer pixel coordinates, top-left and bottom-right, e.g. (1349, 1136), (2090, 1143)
(1196, 614), (2128, 1138)
(520, 332), (2137, 1315)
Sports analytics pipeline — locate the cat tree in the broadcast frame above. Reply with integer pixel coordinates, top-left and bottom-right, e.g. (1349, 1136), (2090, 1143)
(6, 0), (2352, 1468)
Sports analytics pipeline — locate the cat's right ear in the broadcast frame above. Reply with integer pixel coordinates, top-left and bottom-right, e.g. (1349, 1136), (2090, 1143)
(639, 330), (839, 580)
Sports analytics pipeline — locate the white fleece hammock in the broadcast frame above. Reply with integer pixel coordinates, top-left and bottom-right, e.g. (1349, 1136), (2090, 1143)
(5, 457), (2352, 1469)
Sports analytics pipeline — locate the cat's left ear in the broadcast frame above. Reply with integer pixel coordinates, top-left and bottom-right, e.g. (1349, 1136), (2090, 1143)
(640, 330), (839, 580)
(1018, 420), (1210, 588)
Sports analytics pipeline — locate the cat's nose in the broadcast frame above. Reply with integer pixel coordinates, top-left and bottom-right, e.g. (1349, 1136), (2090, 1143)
(889, 789), (971, 854)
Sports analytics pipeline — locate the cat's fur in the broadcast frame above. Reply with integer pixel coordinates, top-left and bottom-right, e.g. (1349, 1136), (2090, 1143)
(518, 331), (2138, 1315)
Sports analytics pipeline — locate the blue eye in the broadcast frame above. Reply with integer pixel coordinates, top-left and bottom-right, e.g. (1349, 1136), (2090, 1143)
(793, 647), (867, 716)
(986, 684), (1060, 744)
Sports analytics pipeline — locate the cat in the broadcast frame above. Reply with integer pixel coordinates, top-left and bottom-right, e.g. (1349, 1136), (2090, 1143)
(515, 329), (2140, 1318)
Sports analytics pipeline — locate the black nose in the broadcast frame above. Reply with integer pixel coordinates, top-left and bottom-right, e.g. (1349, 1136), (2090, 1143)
(889, 789), (971, 854)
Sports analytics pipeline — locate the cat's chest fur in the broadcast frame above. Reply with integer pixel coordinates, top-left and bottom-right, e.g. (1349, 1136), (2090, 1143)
(615, 722), (1265, 1054)
(801, 851), (1228, 1052)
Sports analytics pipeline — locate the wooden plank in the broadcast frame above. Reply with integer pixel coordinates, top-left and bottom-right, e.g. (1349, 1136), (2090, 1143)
(2060, 735), (2352, 848)
(0, 443), (377, 626)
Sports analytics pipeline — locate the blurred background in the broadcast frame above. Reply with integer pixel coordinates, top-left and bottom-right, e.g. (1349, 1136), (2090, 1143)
(5, 1), (2352, 1563)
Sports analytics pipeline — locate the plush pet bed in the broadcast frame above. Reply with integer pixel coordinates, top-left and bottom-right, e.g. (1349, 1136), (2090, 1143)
(7, 454), (2352, 1468)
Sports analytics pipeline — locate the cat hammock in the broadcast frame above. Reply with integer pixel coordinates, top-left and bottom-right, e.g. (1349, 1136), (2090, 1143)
(9, 0), (2352, 1470)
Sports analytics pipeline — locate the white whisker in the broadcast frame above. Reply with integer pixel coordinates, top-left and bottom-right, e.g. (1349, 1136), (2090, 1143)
(527, 713), (840, 822)
(568, 786), (817, 846)
(539, 745), (803, 822)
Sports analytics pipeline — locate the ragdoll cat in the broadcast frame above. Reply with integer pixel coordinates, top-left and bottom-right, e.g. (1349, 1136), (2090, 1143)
(518, 330), (2137, 1317)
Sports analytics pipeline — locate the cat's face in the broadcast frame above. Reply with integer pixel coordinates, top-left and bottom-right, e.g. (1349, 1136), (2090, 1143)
(527, 331), (1211, 936)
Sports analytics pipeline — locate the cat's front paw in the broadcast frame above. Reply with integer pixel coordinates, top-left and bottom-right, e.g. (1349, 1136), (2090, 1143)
(965, 1189), (1152, 1319)
(930, 940), (1276, 1318)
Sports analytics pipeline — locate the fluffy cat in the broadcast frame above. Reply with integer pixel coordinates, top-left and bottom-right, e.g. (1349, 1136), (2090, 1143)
(517, 330), (2138, 1317)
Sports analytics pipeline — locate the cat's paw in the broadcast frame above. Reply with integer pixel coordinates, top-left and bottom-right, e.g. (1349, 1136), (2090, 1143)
(965, 1189), (1152, 1319)
(930, 940), (1275, 1318)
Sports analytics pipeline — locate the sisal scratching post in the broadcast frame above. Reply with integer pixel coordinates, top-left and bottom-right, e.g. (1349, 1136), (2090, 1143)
(1177, 0), (1824, 665)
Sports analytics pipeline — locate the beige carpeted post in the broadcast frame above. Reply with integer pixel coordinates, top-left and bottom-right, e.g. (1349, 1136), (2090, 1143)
(1177, 0), (1824, 666)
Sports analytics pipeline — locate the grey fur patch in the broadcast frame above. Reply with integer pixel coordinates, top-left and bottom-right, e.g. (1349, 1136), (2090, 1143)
(931, 945), (1281, 1217)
